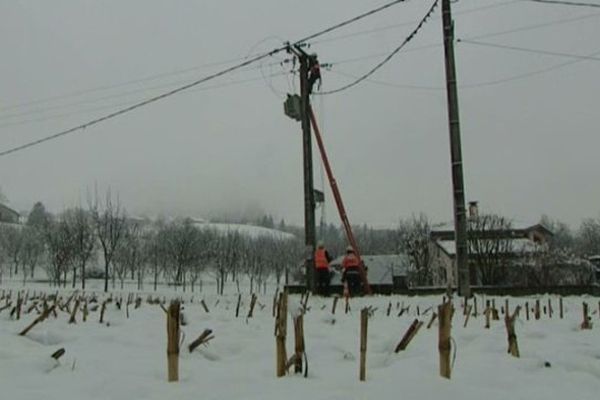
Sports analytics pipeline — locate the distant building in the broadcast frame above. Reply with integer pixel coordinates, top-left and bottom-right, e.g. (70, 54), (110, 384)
(430, 218), (553, 287)
(0, 203), (19, 224)
(588, 256), (600, 282)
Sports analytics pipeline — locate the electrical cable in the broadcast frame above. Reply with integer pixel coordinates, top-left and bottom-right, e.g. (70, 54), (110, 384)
(0, 62), (274, 122)
(0, 0), (411, 158)
(315, 0), (440, 96)
(524, 0), (600, 8)
(458, 39), (600, 61)
(311, 0), (520, 46)
(0, 72), (288, 130)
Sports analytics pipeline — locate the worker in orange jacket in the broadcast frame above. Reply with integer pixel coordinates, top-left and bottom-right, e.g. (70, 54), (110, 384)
(342, 246), (362, 296)
(314, 241), (332, 296)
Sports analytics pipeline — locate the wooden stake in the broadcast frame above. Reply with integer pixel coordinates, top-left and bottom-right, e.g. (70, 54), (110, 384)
(463, 305), (472, 328)
(548, 298), (553, 318)
(581, 302), (592, 330)
(247, 293), (258, 319)
(386, 301), (392, 317)
(19, 305), (56, 336)
(359, 307), (369, 381)
(395, 319), (423, 352)
(505, 306), (521, 358)
(473, 296), (478, 317)
(99, 300), (108, 323)
(200, 299), (209, 313)
(293, 314), (305, 373)
(275, 291), (288, 377)
(68, 299), (80, 324)
(167, 301), (181, 382)
(235, 294), (242, 318)
(438, 301), (453, 379)
(188, 329), (214, 353)
(484, 306), (491, 329)
(535, 299), (540, 320)
(525, 302), (530, 321)
(559, 297), (564, 319)
(332, 296), (339, 315)
(427, 312), (438, 329)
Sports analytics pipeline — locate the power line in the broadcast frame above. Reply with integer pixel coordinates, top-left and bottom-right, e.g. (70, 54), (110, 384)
(311, 0), (520, 46)
(0, 72), (288, 130)
(458, 39), (600, 61)
(0, 0), (411, 158)
(0, 62), (274, 122)
(524, 0), (600, 8)
(333, 47), (600, 91)
(316, 0), (440, 96)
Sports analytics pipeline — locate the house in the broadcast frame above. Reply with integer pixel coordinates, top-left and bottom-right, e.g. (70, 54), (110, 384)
(588, 256), (600, 282)
(430, 204), (553, 286)
(0, 203), (19, 224)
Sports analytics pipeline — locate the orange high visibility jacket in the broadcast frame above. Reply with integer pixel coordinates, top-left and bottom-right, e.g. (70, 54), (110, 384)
(315, 248), (330, 269)
(342, 253), (359, 270)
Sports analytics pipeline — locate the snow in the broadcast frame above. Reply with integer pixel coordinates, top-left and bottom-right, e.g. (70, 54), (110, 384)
(1, 282), (599, 400)
(192, 221), (295, 241)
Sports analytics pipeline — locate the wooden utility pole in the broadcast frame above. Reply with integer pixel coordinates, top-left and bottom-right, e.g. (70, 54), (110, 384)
(441, 0), (470, 298)
(297, 48), (317, 293)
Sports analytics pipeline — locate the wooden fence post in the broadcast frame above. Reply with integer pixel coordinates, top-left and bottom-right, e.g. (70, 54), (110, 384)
(427, 312), (438, 329)
(359, 307), (369, 381)
(275, 291), (288, 377)
(293, 314), (305, 373)
(167, 301), (181, 382)
(438, 301), (453, 379)
(559, 297), (563, 319)
(505, 306), (521, 358)
(581, 302), (592, 330)
(463, 305), (472, 328)
(395, 319), (423, 352)
(247, 293), (258, 319)
(535, 299), (540, 320)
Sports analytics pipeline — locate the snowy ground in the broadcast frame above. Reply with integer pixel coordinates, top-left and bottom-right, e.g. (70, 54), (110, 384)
(1, 281), (599, 400)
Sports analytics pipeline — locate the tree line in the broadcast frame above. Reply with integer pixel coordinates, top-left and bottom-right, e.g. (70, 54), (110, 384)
(1, 192), (599, 290)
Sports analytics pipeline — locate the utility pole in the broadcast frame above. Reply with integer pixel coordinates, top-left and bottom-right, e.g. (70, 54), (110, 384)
(297, 47), (317, 292)
(441, 0), (470, 298)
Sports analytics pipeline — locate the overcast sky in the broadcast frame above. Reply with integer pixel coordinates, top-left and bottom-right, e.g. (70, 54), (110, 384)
(0, 0), (599, 228)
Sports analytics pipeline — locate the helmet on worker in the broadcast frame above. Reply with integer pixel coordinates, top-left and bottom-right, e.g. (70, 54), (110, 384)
(346, 246), (354, 253)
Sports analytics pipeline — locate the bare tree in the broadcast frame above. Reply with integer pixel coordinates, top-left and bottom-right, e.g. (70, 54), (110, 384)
(63, 208), (96, 289)
(577, 218), (600, 257)
(146, 226), (169, 292)
(398, 214), (435, 286)
(19, 227), (44, 285)
(113, 221), (144, 289)
(90, 191), (127, 292)
(467, 213), (514, 286)
(44, 218), (76, 287)
(2, 225), (25, 278)
(213, 231), (242, 295)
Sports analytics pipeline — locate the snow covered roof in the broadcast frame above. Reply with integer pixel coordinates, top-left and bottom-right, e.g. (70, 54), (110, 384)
(435, 238), (540, 256)
(328, 254), (410, 285)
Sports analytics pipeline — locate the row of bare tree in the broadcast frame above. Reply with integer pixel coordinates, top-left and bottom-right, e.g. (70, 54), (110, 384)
(0, 195), (303, 294)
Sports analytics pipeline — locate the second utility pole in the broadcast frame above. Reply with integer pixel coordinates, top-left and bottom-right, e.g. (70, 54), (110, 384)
(441, 0), (470, 298)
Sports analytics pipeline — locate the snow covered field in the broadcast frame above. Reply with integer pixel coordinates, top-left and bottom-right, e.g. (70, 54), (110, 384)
(1, 282), (599, 400)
